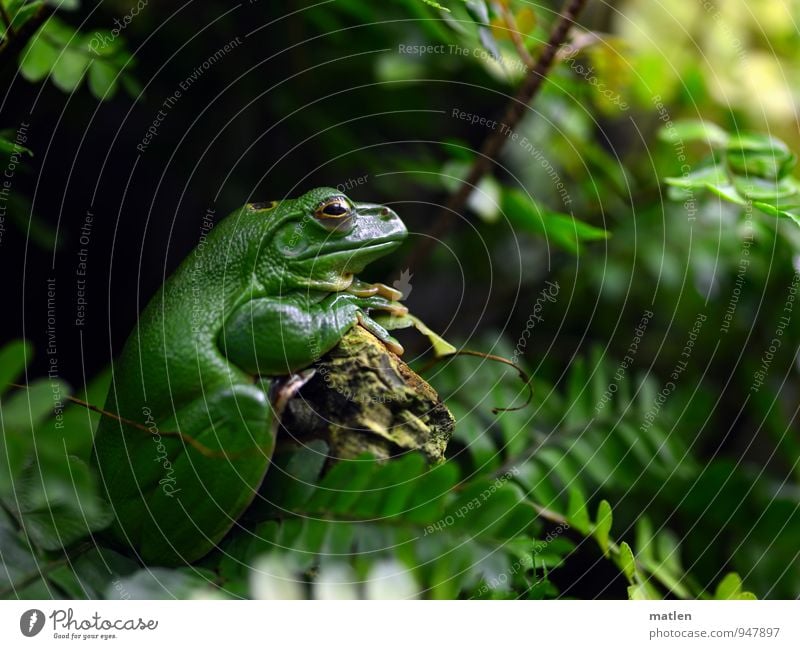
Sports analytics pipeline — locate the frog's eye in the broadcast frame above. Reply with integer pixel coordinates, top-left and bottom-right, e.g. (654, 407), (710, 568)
(314, 197), (353, 222)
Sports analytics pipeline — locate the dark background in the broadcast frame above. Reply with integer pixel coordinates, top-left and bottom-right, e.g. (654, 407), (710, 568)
(2, 0), (799, 598)
(0, 1), (496, 385)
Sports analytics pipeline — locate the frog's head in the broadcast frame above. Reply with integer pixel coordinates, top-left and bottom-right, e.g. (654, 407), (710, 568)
(251, 187), (407, 291)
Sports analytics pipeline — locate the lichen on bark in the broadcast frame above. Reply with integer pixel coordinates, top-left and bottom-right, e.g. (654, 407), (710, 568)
(278, 326), (455, 465)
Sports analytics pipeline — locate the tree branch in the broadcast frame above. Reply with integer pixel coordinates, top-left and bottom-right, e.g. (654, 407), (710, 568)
(405, 0), (589, 269)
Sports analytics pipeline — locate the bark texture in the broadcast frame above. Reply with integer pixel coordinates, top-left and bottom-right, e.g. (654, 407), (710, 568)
(278, 326), (455, 464)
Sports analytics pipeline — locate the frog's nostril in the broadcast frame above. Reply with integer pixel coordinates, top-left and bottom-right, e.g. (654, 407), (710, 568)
(380, 207), (392, 220)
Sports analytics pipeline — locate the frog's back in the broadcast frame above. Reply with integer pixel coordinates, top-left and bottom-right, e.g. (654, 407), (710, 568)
(99, 212), (254, 427)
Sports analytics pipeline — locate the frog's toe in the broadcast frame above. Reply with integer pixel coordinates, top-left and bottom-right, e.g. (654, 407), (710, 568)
(373, 282), (404, 301)
(356, 312), (405, 355)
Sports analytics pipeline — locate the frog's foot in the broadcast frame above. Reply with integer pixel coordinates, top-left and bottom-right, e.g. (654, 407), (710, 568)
(355, 293), (409, 318)
(347, 279), (404, 301)
(357, 312), (405, 355)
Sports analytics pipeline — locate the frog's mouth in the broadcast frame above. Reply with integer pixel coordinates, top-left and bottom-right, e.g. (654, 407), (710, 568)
(295, 237), (402, 262)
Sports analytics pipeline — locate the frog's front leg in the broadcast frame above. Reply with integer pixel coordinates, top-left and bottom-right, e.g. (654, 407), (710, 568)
(219, 291), (407, 376)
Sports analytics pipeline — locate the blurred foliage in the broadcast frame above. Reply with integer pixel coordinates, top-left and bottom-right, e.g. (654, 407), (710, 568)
(1, 0), (799, 599)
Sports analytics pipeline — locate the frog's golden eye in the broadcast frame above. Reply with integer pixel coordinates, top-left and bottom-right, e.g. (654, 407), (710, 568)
(315, 197), (352, 220)
(249, 200), (278, 212)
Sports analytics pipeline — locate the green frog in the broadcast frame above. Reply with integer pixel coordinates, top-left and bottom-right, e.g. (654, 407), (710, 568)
(92, 187), (408, 565)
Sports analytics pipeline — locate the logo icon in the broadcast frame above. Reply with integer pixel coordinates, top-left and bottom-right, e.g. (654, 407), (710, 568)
(20, 609), (45, 637)
(392, 269), (413, 299)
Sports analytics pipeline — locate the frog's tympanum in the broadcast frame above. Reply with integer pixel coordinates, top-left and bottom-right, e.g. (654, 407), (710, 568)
(92, 187), (411, 565)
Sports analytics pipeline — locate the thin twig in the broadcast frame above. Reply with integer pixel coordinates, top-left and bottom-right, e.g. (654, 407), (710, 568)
(405, 0), (589, 270)
(497, 0), (534, 67)
(8, 382), (266, 460)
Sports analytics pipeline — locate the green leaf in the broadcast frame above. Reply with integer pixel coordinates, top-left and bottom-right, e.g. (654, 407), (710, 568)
(644, 529), (692, 599)
(106, 568), (217, 599)
(727, 149), (795, 181)
(726, 131), (790, 154)
(715, 572), (741, 599)
(87, 60), (118, 100)
(635, 517), (656, 565)
(44, 0), (80, 9)
(4, 192), (61, 249)
(51, 46), (89, 91)
(663, 164), (728, 190)
(19, 34), (60, 82)
(1, 0), (44, 36)
(753, 201), (800, 228)
(627, 582), (660, 600)
(594, 499), (613, 557)
(0, 377), (67, 431)
(421, 0), (451, 11)
(306, 454), (376, 515)
(261, 440), (329, 511)
(566, 486), (591, 534)
(375, 453), (427, 517)
(49, 547), (139, 600)
(405, 314), (458, 356)
(404, 462), (459, 523)
(7, 455), (113, 550)
(732, 174), (798, 201)
(0, 137), (32, 157)
(655, 529), (682, 576)
(658, 120), (729, 147)
(714, 572), (757, 600)
(501, 188), (608, 254)
(705, 181), (748, 206)
(0, 340), (32, 395)
(0, 508), (43, 597)
(618, 541), (636, 583)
